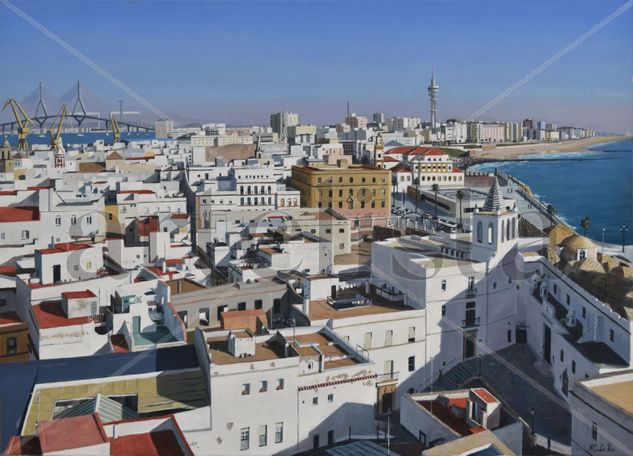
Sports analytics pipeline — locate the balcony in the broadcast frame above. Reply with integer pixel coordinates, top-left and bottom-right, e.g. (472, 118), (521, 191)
(465, 288), (477, 298)
(461, 317), (480, 328)
(375, 371), (399, 385)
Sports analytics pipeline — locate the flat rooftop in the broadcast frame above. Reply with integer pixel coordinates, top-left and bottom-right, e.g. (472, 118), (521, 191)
(308, 285), (412, 321)
(206, 335), (291, 365)
(580, 370), (633, 415)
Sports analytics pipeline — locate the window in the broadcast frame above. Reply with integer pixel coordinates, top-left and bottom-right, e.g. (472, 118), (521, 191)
(441, 305), (446, 317)
(582, 307), (586, 318)
(55, 216), (61, 226)
(408, 326), (415, 343)
(7, 337), (17, 355)
(325, 229), (331, 234)
(260, 380), (268, 392)
(240, 427), (250, 450)
(277, 378), (284, 390)
(441, 280), (447, 291)
(241, 383), (250, 395)
(363, 332), (372, 349)
(328, 393), (334, 402)
(566, 294), (570, 305)
(238, 302), (246, 311)
(71, 216), (77, 225)
(487, 223), (494, 244)
(254, 299), (263, 309)
(258, 425), (267, 447)
(408, 356), (415, 372)
(0, 298), (6, 307)
(312, 396), (318, 405)
(507, 330), (512, 343)
(591, 422), (598, 441)
(572, 360), (576, 373)
(275, 422), (284, 443)
(553, 283), (558, 294)
(21, 230), (29, 240)
(476, 222), (483, 243)
(609, 329), (614, 342)
(560, 349), (564, 362)
(384, 330), (393, 346)
(86, 216), (92, 225)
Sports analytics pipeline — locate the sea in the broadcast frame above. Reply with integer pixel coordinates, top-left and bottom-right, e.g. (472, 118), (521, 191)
(3, 131), (155, 146)
(470, 139), (633, 245)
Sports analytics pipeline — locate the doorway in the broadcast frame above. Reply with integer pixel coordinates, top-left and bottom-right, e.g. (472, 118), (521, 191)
(53, 264), (61, 283)
(463, 331), (476, 359)
(543, 324), (552, 364)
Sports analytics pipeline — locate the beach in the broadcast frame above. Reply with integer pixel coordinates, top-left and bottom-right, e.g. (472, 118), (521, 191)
(468, 135), (630, 160)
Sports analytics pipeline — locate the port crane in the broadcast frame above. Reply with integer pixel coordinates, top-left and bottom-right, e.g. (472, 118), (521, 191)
(110, 114), (121, 143)
(3, 98), (31, 151)
(49, 104), (68, 152)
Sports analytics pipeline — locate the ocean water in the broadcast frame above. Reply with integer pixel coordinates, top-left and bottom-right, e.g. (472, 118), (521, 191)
(470, 139), (633, 245)
(3, 131), (154, 146)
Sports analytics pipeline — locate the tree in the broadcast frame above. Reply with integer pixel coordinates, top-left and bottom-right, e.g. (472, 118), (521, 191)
(431, 183), (440, 221)
(580, 216), (591, 236)
(456, 189), (465, 230)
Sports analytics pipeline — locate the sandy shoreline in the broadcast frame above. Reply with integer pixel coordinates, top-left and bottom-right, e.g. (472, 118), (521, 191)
(469, 135), (630, 161)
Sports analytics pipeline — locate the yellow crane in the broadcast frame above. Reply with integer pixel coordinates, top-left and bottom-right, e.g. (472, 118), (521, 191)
(48, 104), (68, 151)
(110, 115), (121, 143)
(3, 98), (31, 151)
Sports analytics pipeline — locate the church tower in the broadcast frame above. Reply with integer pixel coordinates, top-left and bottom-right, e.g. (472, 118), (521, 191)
(471, 177), (518, 263)
(0, 136), (12, 173)
(373, 133), (384, 168)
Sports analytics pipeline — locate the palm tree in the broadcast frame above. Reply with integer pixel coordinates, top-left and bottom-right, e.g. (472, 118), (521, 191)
(456, 189), (465, 230)
(580, 216), (591, 236)
(431, 183), (440, 221)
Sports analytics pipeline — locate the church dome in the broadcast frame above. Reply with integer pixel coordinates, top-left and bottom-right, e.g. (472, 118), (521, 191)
(548, 224), (574, 246)
(561, 234), (595, 250)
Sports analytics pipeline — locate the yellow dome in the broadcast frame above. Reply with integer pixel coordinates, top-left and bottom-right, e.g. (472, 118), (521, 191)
(575, 258), (606, 274)
(561, 234), (596, 250)
(548, 224), (574, 246)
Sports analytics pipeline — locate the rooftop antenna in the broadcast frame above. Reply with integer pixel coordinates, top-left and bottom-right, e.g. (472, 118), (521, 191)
(346, 101), (350, 122)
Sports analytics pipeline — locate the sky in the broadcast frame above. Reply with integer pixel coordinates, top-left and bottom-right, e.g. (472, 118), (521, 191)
(0, 0), (631, 132)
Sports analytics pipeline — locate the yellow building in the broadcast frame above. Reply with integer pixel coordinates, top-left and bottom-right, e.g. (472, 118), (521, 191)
(291, 162), (391, 223)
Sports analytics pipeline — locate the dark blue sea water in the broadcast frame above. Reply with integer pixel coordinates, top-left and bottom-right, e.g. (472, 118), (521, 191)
(471, 139), (633, 245)
(3, 131), (154, 146)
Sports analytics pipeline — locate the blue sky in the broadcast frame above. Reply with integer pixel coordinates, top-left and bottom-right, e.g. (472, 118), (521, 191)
(0, 0), (631, 131)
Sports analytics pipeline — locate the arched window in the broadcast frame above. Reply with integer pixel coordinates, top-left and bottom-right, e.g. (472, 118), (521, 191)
(512, 217), (517, 239)
(506, 218), (511, 240)
(487, 223), (494, 244)
(501, 220), (505, 242)
(476, 222), (483, 243)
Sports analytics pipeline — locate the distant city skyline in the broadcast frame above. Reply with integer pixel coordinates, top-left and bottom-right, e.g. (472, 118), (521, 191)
(0, 0), (631, 132)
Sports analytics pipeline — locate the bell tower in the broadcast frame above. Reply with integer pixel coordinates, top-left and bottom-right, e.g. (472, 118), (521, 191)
(373, 133), (384, 168)
(471, 177), (518, 263)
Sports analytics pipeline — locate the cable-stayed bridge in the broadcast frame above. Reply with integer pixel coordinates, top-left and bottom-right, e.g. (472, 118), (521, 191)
(1, 81), (154, 134)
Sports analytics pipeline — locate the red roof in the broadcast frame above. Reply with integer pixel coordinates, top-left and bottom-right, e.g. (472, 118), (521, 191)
(0, 207), (39, 223)
(38, 242), (90, 255)
(170, 213), (189, 219)
(453, 167), (463, 172)
(138, 217), (160, 237)
(165, 258), (183, 266)
(62, 290), (96, 299)
(383, 156), (400, 163)
(419, 396), (485, 436)
(27, 186), (49, 191)
(111, 334), (130, 353)
(0, 265), (17, 275)
(38, 414), (108, 453)
(473, 388), (498, 404)
(109, 430), (185, 456)
(120, 189), (155, 195)
(32, 301), (93, 329)
(147, 266), (177, 279)
(0, 311), (23, 326)
(0, 190), (18, 196)
(391, 163), (411, 173)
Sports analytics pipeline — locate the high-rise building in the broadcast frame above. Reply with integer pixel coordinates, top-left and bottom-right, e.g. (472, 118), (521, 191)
(270, 112), (299, 142)
(427, 71), (439, 128)
(154, 119), (174, 139)
(372, 112), (385, 124)
(345, 113), (368, 129)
